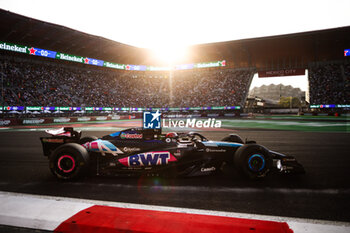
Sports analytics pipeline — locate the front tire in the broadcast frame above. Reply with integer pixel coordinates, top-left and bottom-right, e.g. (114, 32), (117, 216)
(49, 143), (90, 180)
(234, 144), (272, 179)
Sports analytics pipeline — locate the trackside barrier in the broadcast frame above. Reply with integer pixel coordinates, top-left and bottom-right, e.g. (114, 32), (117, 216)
(0, 115), (141, 127)
(0, 119), (18, 126)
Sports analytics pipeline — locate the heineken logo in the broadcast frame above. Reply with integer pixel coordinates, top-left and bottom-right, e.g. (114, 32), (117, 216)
(196, 61), (225, 68)
(0, 42), (27, 53)
(104, 62), (125, 69)
(58, 53), (83, 63)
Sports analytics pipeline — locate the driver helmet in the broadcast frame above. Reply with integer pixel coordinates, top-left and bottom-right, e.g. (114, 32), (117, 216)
(166, 132), (178, 138)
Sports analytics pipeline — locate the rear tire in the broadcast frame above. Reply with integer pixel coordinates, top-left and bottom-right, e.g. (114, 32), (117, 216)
(234, 144), (272, 179)
(49, 143), (90, 180)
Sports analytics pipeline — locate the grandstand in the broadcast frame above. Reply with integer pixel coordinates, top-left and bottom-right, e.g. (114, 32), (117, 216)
(0, 54), (254, 108)
(309, 62), (349, 105)
(0, 9), (349, 118)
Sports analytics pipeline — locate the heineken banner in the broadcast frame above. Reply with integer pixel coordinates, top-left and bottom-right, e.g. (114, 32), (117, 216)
(0, 41), (27, 54)
(103, 61), (125, 70)
(310, 104), (350, 108)
(0, 41), (226, 71)
(1, 105), (241, 112)
(29, 47), (57, 58)
(175, 63), (194, 70)
(56, 52), (84, 63)
(175, 60), (226, 70)
(194, 60), (226, 69)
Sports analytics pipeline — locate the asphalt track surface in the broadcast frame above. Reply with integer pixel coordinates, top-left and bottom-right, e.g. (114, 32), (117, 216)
(0, 127), (349, 222)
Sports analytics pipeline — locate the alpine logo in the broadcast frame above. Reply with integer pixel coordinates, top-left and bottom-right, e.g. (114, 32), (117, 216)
(119, 151), (177, 167)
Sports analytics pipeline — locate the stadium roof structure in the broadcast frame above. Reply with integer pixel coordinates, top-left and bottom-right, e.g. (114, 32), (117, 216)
(1, 8), (349, 70)
(0, 8), (148, 65)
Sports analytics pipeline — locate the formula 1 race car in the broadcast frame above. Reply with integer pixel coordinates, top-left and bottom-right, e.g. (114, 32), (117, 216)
(40, 127), (305, 180)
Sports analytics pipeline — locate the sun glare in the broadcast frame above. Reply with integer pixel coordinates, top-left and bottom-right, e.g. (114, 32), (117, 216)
(151, 45), (188, 65)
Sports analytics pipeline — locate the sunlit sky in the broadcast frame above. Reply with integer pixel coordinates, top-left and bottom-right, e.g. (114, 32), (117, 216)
(1, 0), (349, 49)
(0, 0), (349, 91)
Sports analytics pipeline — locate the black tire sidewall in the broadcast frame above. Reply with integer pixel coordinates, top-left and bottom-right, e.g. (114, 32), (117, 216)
(234, 144), (272, 179)
(49, 143), (89, 180)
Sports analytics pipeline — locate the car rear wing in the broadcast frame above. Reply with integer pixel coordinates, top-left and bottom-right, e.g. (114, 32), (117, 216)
(40, 127), (81, 156)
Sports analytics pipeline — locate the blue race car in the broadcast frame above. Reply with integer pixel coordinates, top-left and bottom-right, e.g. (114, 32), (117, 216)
(40, 127), (305, 180)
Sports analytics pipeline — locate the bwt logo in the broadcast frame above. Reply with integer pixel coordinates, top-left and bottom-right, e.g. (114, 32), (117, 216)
(143, 110), (161, 129)
(118, 151), (177, 167)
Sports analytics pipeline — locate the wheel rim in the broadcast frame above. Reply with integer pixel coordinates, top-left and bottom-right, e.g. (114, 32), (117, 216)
(57, 155), (76, 173)
(248, 154), (265, 172)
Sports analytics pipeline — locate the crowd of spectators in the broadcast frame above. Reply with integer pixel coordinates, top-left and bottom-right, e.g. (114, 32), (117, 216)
(0, 56), (253, 108)
(308, 62), (349, 105)
(171, 69), (251, 107)
(2, 55), (349, 110)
